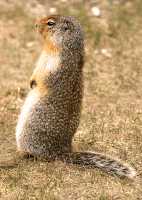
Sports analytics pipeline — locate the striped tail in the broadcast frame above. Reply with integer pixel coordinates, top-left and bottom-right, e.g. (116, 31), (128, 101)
(62, 152), (136, 179)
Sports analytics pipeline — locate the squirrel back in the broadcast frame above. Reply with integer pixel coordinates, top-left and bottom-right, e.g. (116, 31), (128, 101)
(14, 15), (136, 179)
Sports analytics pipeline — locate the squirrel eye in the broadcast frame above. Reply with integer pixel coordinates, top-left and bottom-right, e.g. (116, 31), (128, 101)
(47, 20), (55, 27)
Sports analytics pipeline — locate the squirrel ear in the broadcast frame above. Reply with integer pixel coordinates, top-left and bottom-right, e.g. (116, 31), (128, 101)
(62, 24), (69, 31)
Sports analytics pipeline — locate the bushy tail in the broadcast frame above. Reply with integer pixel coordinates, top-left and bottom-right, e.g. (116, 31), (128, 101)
(61, 152), (136, 179)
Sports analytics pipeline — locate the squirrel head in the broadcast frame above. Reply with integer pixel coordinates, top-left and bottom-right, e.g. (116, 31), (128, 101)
(35, 15), (84, 54)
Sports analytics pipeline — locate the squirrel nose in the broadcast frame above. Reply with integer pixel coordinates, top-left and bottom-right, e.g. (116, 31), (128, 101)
(35, 23), (45, 29)
(35, 23), (38, 28)
(35, 23), (40, 29)
(35, 23), (45, 35)
(35, 23), (43, 33)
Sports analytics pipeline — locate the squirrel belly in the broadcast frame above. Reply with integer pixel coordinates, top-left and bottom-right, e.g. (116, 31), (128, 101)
(15, 47), (82, 157)
(15, 88), (75, 158)
(16, 89), (40, 152)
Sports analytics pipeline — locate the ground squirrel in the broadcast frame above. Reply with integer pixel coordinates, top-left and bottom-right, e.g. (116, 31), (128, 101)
(15, 15), (136, 179)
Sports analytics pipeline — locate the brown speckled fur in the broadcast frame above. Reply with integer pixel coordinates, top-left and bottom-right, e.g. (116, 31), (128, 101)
(15, 15), (136, 179)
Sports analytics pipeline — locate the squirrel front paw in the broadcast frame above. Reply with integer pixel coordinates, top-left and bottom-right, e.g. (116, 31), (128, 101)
(30, 79), (37, 89)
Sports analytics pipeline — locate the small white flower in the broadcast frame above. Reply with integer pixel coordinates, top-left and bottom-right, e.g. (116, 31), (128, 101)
(101, 49), (112, 58)
(91, 7), (101, 17)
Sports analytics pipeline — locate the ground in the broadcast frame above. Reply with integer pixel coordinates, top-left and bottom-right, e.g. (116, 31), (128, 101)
(0, 0), (142, 199)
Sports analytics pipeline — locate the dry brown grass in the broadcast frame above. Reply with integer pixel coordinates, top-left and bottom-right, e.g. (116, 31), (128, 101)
(0, 0), (142, 199)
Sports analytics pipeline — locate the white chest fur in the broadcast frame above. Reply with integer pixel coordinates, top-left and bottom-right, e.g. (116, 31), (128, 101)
(35, 51), (60, 73)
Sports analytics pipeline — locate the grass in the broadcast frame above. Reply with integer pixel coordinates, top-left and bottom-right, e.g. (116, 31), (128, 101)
(0, 0), (142, 199)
